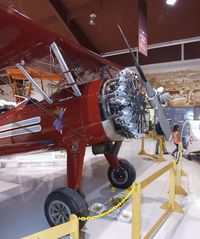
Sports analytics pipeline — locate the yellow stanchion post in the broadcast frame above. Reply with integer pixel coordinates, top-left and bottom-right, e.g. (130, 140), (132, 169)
(181, 169), (187, 177)
(130, 160), (186, 239)
(138, 137), (165, 162)
(138, 138), (146, 155)
(161, 161), (183, 213)
(132, 183), (141, 239)
(139, 161), (185, 239)
(70, 214), (79, 239)
(156, 136), (166, 162)
(21, 214), (79, 239)
(178, 142), (187, 177)
(175, 143), (187, 196)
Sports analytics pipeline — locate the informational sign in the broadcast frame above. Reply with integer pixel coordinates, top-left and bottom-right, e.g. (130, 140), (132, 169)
(138, 29), (147, 56)
(138, 0), (148, 56)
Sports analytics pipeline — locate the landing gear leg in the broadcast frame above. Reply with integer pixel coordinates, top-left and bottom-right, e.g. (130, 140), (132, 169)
(105, 141), (136, 189)
(44, 140), (88, 229)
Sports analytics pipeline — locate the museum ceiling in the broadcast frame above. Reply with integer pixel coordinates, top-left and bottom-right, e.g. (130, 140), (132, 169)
(0, 0), (200, 106)
(1, 0), (199, 54)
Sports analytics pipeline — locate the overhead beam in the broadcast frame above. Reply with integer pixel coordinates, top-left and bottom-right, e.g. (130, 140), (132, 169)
(49, 0), (99, 53)
(68, 0), (129, 20)
(101, 36), (200, 57)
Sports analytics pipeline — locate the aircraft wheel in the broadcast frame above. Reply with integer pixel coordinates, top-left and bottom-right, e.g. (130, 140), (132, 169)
(44, 187), (88, 229)
(108, 159), (136, 189)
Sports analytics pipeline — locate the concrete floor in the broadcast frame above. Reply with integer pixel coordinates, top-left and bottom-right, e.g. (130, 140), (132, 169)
(0, 139), (200, 239)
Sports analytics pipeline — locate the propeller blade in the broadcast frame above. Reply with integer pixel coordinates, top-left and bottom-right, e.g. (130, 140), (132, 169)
(117, 25), (155, 98)
(117, 24), (172, 140)
(117, 24), (147, 83)
(156, 107), (172, 140)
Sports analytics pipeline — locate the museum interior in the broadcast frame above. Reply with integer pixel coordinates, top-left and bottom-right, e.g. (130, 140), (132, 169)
(0, 0), (200, 238)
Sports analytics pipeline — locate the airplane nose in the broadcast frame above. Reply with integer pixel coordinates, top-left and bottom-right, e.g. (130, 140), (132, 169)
(101, 68), (149, 139)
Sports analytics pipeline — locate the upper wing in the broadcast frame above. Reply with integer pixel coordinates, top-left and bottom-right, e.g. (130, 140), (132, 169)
(0, 3), (121, 90)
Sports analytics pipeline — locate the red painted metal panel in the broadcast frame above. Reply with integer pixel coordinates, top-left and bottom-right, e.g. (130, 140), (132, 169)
(0, 80), (108, 156)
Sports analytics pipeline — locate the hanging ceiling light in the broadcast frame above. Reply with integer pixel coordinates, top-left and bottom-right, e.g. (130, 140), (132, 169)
(89, 12), (96, 26)
(166, 0), (177, 5)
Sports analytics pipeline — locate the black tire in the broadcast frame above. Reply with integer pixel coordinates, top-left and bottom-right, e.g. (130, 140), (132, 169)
(107, 159), (136, 189)
(44, 187), (88, 229)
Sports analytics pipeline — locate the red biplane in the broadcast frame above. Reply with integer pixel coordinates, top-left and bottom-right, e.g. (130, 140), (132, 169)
(0, 3), (171, 228)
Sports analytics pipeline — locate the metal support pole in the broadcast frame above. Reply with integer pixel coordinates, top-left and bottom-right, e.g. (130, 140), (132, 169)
(50, 42), (81, 96)
(181, 43), (184, 61)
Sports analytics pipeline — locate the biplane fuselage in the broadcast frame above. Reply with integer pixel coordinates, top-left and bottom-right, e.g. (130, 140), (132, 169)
(0, 79), (116, 189)
(0, 80), (106, 155)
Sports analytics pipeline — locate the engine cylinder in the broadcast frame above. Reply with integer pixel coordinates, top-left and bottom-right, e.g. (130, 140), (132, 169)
(101, 68), (149, 139)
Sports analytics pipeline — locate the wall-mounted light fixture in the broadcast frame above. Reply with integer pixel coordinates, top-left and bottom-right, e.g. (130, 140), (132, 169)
(89, 12), (96, 26)
(166, 0), (177, 6)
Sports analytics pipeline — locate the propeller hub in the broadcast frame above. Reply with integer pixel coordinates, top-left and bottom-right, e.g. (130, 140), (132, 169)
(158, 92), (170, 104)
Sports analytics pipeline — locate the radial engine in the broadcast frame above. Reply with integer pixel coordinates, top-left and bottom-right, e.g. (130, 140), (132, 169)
(101, 68), (150, 139)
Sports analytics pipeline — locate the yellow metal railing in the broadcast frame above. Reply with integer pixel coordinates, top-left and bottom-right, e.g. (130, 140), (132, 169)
(21, 214), (79, 239)
(132, 142), (187, 239)
(21, 143), (186, 239)
(138, 136), (166, 162)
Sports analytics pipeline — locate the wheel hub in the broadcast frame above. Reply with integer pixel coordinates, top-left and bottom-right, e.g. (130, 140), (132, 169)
(49, 200), (71, 225)
(112, 167), (128, 185)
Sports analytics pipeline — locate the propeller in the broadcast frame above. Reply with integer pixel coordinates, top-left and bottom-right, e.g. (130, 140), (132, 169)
(117, 25), (171, 140)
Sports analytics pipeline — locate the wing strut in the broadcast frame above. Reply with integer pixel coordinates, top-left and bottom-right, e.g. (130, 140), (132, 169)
(50, 42), (81, 96)
(16, 63), (53, 104)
